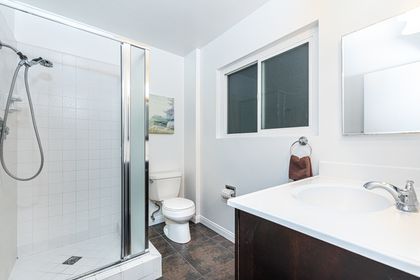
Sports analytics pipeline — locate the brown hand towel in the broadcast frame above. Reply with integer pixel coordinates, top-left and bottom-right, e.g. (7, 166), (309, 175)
(289, 155), (313, 181)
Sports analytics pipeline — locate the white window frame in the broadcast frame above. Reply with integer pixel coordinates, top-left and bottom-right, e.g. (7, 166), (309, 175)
(216, 26), (318, 139)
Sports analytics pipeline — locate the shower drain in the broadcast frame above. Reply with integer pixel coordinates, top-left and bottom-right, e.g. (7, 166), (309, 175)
(63, 256), (82, 265)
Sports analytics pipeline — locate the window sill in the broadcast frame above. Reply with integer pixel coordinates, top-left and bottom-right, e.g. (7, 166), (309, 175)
(216, 126), (317, 139)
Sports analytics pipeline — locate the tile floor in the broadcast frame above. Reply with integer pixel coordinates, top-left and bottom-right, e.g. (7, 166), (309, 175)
(9, 223), (234, 280)
(150, 222), (235, 280)
(8, 234), (120, 280)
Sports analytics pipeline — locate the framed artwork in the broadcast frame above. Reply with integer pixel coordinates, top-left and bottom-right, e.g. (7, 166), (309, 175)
(149, 94), (174, 134)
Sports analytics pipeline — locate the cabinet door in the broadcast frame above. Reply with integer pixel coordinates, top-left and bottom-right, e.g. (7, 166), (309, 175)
(235, 210), (418, 280)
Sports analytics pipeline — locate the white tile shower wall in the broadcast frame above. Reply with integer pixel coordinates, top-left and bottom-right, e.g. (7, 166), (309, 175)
(0, 8), (18, 280)
(15, 43), (121, 257)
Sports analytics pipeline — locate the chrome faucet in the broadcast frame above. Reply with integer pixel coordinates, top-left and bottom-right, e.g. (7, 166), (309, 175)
(363, 180), (418, 212)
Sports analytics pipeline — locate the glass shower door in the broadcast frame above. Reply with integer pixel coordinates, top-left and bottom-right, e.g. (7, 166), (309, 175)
(1, 3), (149, 280)
(0, 5), (124, 279)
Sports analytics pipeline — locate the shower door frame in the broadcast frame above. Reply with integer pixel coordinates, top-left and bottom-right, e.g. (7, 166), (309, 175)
(0, 0), (150, 277)
(121, 43), (150, 259)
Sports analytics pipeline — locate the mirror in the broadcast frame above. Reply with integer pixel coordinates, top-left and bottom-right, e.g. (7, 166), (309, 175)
(342, 7), (420, 135)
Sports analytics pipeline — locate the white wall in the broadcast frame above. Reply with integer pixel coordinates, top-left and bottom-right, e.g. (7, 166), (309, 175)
(0, 7), (18, 279)
(198, 0), (320, 236)
(364, 62), (420, 133)
(148, 47), (185, 224)
(197, 0), (420, 235)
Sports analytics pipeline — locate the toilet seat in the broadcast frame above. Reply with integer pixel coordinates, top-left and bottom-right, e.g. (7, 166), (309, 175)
(162, 198), (195, 222)
(163, 197), (194, 211)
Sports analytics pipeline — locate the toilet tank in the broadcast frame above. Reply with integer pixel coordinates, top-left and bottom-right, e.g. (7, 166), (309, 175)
(149, 171), (182, 201)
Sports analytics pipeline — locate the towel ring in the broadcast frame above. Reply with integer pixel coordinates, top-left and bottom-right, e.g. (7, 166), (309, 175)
(290, 136), (312, 157)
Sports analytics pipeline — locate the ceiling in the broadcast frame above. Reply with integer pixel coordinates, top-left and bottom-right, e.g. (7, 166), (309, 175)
(14, 0), (270, 56)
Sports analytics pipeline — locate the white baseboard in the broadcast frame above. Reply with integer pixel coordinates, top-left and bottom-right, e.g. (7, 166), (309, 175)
(190, 214), (201, 224)
(198, 215), (235, 243)
(149, 213), (235, 243)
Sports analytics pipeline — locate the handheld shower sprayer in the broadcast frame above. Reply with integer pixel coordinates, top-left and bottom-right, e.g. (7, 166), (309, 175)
(0, 39), (54, 181)
(28, 57), (54, 68)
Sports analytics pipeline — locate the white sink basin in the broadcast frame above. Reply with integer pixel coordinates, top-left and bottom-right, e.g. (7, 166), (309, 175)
(293, 185), (393, 213)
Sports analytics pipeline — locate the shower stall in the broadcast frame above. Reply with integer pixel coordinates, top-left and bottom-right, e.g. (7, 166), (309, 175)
(0, 1), (151, 280)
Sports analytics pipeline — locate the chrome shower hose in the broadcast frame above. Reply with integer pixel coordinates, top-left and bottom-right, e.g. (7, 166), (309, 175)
(0, 62), (44, 181)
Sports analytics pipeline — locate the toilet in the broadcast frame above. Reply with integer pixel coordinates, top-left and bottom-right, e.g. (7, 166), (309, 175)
(149, 171), (195, 243)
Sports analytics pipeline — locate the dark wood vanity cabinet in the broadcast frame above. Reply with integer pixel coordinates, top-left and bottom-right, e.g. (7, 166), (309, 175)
(235, 210), (419, 280)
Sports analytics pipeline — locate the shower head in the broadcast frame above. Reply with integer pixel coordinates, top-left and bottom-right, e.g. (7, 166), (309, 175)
(39, 59), (53, 68)
(28, 57), (54, 68)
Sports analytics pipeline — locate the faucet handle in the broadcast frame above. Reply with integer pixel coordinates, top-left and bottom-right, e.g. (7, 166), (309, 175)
(402, 180), (419, 212)
(404, 180), (415, 191)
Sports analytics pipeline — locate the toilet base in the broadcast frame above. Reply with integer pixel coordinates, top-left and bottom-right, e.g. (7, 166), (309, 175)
(163, 219), (191, 244)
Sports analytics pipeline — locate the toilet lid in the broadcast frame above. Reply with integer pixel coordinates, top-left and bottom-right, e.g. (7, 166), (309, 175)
(163, 198), (195, 211)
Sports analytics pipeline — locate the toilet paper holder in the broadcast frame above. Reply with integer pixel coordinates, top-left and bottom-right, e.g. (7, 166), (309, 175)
(222, 185), (236, 199)
(225, 185), (236, 197)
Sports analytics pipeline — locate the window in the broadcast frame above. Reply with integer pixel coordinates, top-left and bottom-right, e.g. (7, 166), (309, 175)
(219, 25), (317, 137)
(262, 43), (309, 129)
(227, 63), (258, 134)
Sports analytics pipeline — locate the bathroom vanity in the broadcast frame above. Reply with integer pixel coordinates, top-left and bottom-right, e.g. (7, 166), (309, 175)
(228, 177), (420, 280)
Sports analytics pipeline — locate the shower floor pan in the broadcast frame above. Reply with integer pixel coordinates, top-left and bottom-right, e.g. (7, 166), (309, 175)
(9, 234), (120, 280)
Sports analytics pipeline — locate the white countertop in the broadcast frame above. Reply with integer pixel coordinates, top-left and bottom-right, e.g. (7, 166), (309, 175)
(228, 176), (420, 277)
